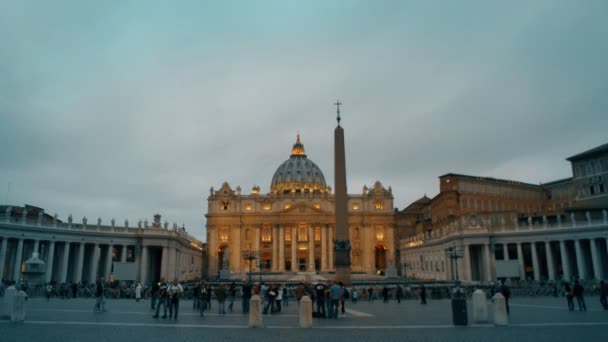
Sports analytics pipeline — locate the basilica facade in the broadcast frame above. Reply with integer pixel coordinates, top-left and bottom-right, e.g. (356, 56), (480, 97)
(205, 136), (396, 279)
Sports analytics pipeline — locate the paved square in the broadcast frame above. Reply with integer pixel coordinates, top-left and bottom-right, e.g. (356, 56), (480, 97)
(1, 296), (607, 341)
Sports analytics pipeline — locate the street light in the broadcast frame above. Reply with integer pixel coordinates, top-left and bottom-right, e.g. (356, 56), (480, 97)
(241, 243), (261, 283)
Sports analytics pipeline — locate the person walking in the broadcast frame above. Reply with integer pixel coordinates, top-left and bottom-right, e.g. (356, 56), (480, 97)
(167, 278), (183, 320)
(135, 283), (142, 302)
(242, 281), (252, 314)
(45, 283), (53, 302)
(263, 284), (278, 314)
(329, 281), (341, 319)
(564, 282), (574, 311)
(94, 277), (106, 312)
(501, 282), (511, 315)
(599, 280), (607, 310)
(339, 282), (347, 315)
(152, 278), (169, 318)
(382, 286), (389, 303)
(228, 282), (237, 312)
(216, 284), (227, 315)
(199, 282), (208, 317)
(150, 281), (160, 310)
(352, 287), (358, 304)
(419, 284), (427, 305)
(193, 282), (201, 310)
(396, 285), (403, 304)
(573, 280), (586, 311)
(367, 287), (374, 302)
(282, 286), (289, 307)
(314, 282), (327, 318)
(275, 284), (283, 313)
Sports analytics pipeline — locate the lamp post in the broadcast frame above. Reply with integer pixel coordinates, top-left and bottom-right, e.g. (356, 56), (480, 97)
(241, 244), (260, 283)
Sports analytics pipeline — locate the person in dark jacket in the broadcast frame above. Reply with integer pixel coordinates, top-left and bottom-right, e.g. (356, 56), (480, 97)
(228, 282), (237, 312)
(501, 283), (511, 315)
(151, 281), (160, 310)
(382, 286), (389, 303)
(419, 284), (427, 305)
(564, 282), (574, 311)
(396, 285), (404, 304)
(573, 280), (586, 311)
(94, 277), (106, 312)
(599, 280), (607, 310)
(242, 282), (252, 314)
(215, 284), (227, 315)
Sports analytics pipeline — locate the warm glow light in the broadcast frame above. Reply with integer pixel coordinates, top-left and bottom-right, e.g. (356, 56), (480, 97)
(352, 203), (360, 210)
(314, 203), (320, 209)
(263, 203), (271, 210)
(245, 204), (252, 211)
(284, 203), (291, 209)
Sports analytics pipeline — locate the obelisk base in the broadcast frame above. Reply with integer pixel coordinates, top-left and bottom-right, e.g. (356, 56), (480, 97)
(334, 240), (351, 285)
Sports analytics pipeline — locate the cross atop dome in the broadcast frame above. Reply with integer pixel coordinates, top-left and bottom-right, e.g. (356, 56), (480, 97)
(291, 134), (306, 156)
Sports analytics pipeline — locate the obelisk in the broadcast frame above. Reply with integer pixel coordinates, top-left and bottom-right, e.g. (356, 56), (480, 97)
(333, 100), (351, 285)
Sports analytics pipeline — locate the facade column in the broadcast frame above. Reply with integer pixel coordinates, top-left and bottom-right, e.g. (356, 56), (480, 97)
(105, 244), (114, 279)
(545, 241), (556, 281)
(462, 244), (471, 281)
(559, 240), (571, 280)
(328, 225), (334, 272)
(0, 238), (8, 282)
(291, 229), (297, 272)
(254, 226), (261, 271)
(517, 242), (526, 280)
(574, 239), (586, 280)
(279, 226), (285, 271)
(321, 225), (327, 272)
(233, 227), (241, 273)
(33, 240), (40, 254)
(272, 226), (278, 271)
(74, 242), (85, 283)
(531, 242), (540, 281)
(589, 238), (602, 280)
(503, 243), (509, 260)
(60, 242), (71, 283)
(484, 243), (494, 281)
(308, 225), (314, 272)
(13, 238), (24, 283)
(89, 244), (100, 282)
(45, 241), (56, 283)
(121, 245), (128, 262)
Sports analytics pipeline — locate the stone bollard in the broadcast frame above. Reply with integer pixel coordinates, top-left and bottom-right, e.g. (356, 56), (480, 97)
(11, 291), (27, 322)
(1, 286), (17, 319)
(299, 295), (313, 328)
(248, 295), (263, 328)
(492, 293), (508, 326)
(472, 289), (488, 323)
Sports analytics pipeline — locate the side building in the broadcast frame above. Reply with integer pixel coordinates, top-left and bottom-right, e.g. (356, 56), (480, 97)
(0, 205), (204, 285)
(398, 143), (608, 283)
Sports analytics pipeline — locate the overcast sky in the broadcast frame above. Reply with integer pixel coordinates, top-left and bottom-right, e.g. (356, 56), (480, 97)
(1, 0), (607, 242)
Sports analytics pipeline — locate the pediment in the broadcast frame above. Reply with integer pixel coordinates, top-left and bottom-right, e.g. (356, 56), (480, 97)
(279, 202), (327, 215)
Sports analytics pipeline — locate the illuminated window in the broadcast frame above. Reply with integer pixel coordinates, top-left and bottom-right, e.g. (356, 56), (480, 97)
(284, 203), (291, 209)
(298, 227), (307, 241)
(314, 203), (320, 209)
(352, 203), (360, 210)
(375, 227), (384, 241)
(314, 227), (321, 241)
(375, 200), (383, 210)
(285, 228), (292, 241)
(262, 227), (272, 242)
(245, 203), (252, 211)
(263, 203), (271, 211)
(221, 201), (230, 211)
(220, 227), (229, 242)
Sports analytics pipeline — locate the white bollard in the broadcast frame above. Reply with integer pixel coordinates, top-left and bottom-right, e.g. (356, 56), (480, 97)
(11, 291), (27, 322)
(472, 289), (488, 323)
(1, 286), (17, 318)
(299, 295), (313, 328)
(248, 295), (263, 328)
(492, 293), (508, 326)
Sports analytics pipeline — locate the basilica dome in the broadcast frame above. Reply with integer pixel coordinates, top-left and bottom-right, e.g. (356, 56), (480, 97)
(271, 135), (328, 194)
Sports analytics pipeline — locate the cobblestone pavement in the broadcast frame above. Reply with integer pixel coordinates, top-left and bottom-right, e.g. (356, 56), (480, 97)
(1, 296), (607, 341)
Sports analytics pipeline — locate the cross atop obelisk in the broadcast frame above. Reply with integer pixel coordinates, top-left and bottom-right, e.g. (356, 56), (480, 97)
(334, 100), (342, 125)
(333, 100), (351, 285)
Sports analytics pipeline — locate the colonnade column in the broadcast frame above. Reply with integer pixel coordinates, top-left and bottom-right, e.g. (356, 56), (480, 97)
(13, 238), (24, 282)
(531, 242), (540, 281)
(140, 246), (148, 283)
(589, 238), (602, 280)
(74, 242), (85, 282)
(105, 244), (113, 279)
(462, 244), (471, 281)
(559, 240), (571, 280)
(0, 238), (8, 281)
(279, 227), (285, 272)
(484, 243), (493, 281)
(121, 245), (128, 262)
(160, 246), (168, 279)
(574, 240), (586, 280)
(33, 240), (40, 254)
(60, 242), (71, 283)
(503, 243), (509, 260)
(291, 230), (297, 272)
(545, 241), (556, 281)
(89, 244), (100, 282)
(321, 225), (327, 272)
(45, 241), (56, 283)
(308, 225), (314, 272)
(517, 242), (525, 280)
(254, 227), (261, 271)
